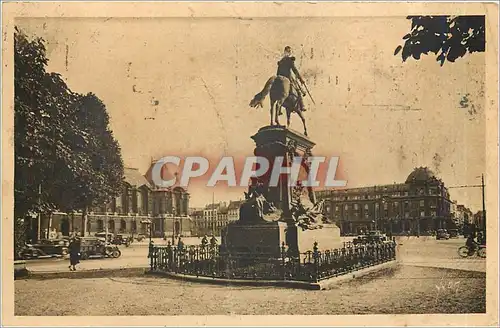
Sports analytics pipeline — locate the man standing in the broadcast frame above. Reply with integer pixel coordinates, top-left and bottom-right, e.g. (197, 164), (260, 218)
(276, 46), (307, 114)
(68, 237), (81, 271)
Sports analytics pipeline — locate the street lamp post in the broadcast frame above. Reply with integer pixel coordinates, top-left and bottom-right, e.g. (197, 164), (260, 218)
(148, 221), (152, 244)
(105, 212), (109, 242)
(447, 174), (487, 240)
(481, 174), (486, 235)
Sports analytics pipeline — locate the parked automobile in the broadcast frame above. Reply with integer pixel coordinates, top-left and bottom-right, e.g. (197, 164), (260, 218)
(448, 229), (459, 238)
(135, 234), (146, 242)
(436, 229), (450, 240)
(94, 232), (114, 243)
(113, 234), (131, 247)
(353, 230), (388, 244)
(367, 230), (388, 241)
(79, 237), (121, 259)
(31, 239), (69, 256)
(19, 244), (49, 259)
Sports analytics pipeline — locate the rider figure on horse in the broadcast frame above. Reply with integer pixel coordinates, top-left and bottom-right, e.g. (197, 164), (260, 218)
(277, 46), (307, 115)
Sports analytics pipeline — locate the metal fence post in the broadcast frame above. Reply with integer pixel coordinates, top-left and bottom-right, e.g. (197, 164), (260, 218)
(313, 241), (319, 282)
(149, 242), (154, 270)
(281, 242), (286, 280)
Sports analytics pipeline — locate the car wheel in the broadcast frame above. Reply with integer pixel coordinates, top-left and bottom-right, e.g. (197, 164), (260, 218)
(61, 248), (68, 256)
(112, 249), (121, 258)
(478, 247), (486, 258)
(458, 246), (469, 258)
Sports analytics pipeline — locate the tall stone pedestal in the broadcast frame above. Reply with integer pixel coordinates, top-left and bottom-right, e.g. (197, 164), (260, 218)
(223, 125), (341, 256)
(222, 221), (287, 256)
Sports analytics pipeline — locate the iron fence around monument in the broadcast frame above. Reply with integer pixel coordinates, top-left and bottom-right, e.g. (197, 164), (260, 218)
(148, 241), (396, 283)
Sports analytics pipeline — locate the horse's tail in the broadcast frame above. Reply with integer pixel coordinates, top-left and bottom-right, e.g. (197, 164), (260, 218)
(249, 75), (277, 108)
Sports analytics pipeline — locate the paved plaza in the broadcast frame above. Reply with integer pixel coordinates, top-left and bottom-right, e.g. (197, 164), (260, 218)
(15, 236), (486, 315)
(23, 236), (486, 274)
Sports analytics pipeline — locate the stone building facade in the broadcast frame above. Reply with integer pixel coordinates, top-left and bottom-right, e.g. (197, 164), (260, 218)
(37, 164), (193, 239)
(452, 204), (473, 232)
(316, 167), (455, 236)
(191, 200), (243, 236)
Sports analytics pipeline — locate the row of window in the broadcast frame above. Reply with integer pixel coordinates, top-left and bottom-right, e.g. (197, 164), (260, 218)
(317, 187), (443, 201)
(95, 219), (142, 232)
(95, 194), (189, 216)
(195, 221), (228, 228)
(332, 210), (439, 220)
(328, 199), (438, 212)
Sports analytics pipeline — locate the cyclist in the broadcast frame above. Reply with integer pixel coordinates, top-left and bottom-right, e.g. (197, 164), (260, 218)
(465, 234), (479, 255)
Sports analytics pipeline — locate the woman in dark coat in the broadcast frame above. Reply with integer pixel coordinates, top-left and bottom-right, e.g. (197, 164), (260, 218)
(68, 237), (81, 271)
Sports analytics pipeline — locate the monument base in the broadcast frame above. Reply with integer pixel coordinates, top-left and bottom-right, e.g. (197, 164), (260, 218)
(223, 221), (341, 256)
(223, 221), (287, 256)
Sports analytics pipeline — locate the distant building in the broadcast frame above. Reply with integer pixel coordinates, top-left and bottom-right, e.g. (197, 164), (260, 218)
(473, 210), (486, 230)
(453, 204), (473, 230)
(316, 167), (455, 236)
(192, 200), (242, 236)
(227, 200), (244, 222)
(35, 162), (193, 240)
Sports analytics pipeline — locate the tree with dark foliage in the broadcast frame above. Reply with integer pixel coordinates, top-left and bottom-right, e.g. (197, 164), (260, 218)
(14, 27), (124, 252)
(58, 93), (124, 233)
(394, 16), (485, 65)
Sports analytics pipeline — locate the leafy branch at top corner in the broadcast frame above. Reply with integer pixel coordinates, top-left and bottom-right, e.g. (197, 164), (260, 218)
(394, 15), (485, 66)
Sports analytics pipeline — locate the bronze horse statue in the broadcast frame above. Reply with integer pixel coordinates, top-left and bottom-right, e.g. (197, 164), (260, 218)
(249, 75), (308, 136)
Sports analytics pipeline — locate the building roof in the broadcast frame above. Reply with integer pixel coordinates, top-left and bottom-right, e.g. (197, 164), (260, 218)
(228, 200), (244, 210)
(191, 210), (204, 216)
(143, 159), (188, 192)
(124, 168), (151, 188)
(405, 167), (438, 184)
(316, 183), (410, 196)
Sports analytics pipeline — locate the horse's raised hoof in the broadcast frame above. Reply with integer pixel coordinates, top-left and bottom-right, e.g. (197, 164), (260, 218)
(304, 131), (308, 136)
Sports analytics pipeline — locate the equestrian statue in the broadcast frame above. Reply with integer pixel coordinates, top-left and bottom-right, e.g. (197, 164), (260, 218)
(249, 46), (314, 136)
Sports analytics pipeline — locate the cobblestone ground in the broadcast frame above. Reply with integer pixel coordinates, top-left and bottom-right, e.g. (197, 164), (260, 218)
(15, 265), (485, 315)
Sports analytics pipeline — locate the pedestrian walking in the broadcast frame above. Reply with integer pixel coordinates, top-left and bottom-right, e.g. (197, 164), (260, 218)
(68, 237), (81, 271)
(201, 234), (208, 247)
(210, 234), (218, 246)
(177, 236), (184, 250)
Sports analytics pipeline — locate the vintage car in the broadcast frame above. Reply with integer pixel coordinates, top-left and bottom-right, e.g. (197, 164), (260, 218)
(79, 237), (121, 259)
(448, 229), (459, 238)
(353, 230), (388, 245)
(135, 234), (146, 242)
(436, 229), (450, 240)
(19, 244), (50, 259)
(94, 232), (114, 243)
(113, 234), (132, 247)
(31, 239), (69, 256)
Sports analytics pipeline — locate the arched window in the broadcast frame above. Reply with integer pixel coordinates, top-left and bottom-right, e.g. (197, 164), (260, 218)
(142, 189), (149, 214)
(97, 219), (104, 232)
(120, 219), (127, 232)
(108, 220), (115, 232)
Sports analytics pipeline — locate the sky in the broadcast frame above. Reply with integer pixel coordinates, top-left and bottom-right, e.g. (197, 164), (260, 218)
(17, 17), (486, 209)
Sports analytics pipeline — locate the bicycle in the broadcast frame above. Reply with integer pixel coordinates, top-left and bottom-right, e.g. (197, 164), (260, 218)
(458, 245), (486, 258)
